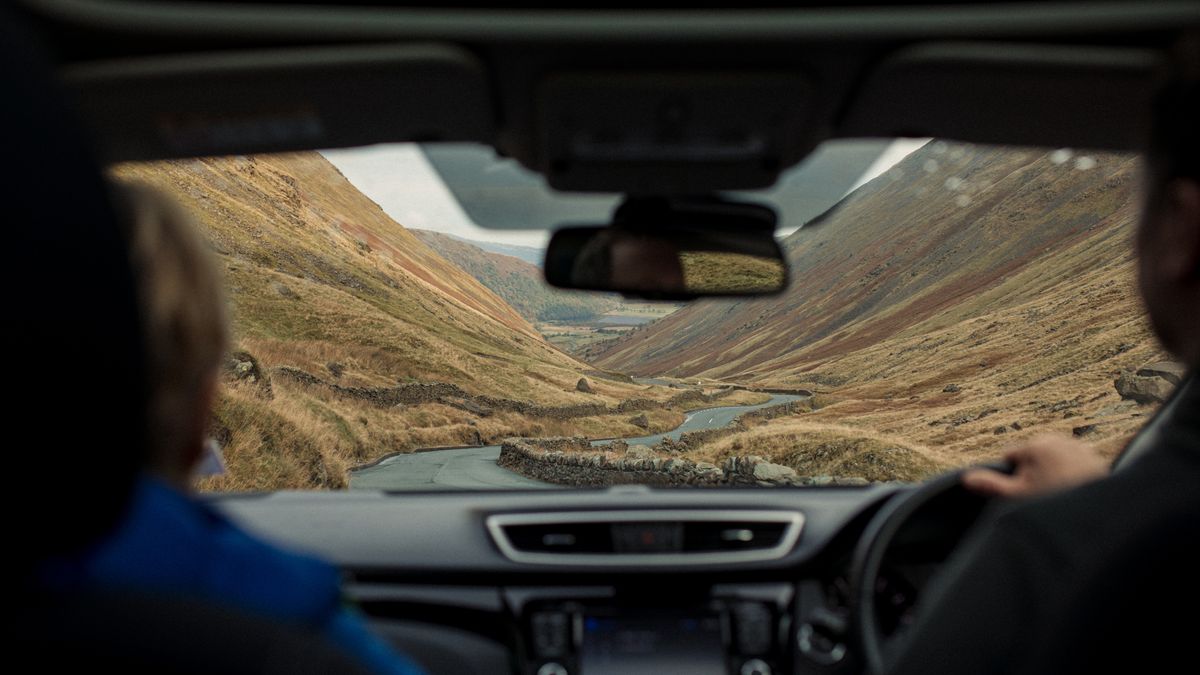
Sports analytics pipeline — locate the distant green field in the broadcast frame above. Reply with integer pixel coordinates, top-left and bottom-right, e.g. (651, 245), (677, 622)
(539, 304), (680, 356)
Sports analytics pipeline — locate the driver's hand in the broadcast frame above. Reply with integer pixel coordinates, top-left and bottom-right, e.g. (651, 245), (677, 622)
(961, 434), (1109, 498)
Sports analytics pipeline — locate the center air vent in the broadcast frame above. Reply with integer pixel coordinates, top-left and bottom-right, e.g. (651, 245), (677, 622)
(486, 510), (803, 566)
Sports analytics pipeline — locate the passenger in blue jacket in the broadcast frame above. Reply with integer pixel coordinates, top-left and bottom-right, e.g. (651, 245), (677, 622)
(41, 183), (425, 675)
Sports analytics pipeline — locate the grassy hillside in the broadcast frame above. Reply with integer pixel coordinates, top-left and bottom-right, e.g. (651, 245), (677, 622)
(594, 142), (1169, 475)
(111, 153), (684, 490)
(413, 229), (617, 323)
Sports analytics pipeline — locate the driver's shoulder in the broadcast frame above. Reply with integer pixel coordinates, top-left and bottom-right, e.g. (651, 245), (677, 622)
(995, 443), (1200, 570)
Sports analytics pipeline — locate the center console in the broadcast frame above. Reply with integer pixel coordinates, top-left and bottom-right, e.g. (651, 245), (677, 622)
(509, 585), (792, 675)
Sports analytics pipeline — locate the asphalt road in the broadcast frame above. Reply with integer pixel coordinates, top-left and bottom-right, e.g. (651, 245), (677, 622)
(350, 445), (552, 491)
(349, 393), (805, 491)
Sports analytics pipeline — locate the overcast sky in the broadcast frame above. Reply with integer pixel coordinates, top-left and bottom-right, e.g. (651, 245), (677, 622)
(323, 138), (928, 249)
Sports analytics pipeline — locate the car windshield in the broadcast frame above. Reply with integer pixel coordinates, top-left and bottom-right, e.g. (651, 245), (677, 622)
(113, 137), (1170, 492)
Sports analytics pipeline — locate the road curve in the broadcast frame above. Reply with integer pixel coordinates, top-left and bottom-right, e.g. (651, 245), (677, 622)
(349, 393), (806, 491)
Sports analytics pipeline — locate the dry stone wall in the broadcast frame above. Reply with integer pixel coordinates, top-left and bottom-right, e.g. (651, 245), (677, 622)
(497, 438), (724, 486)
(498, 438), (869, 487)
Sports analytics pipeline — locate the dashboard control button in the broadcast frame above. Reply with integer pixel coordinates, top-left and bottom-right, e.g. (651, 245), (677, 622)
(537, 662), (569, 675)
(531, 612), (570, 658)
(733, 602), (774, 655)
(798, 621), (848, 665)
(740, 658), (772, 675)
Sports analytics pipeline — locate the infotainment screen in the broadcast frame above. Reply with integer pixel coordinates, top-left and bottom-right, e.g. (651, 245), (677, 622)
(579, 610), (727, 675)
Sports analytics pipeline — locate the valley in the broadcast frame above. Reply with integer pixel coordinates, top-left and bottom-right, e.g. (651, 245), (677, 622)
(116, 139), (1174, 490)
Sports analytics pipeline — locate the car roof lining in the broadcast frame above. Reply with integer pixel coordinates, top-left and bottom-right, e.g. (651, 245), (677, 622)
(64, 43), (495, 162)
(23, 0), (1200, 190)
(24, 0), (1200, 42)
(60, 40), (1172, 168)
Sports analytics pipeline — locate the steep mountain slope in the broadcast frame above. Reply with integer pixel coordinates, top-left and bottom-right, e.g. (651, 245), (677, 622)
(111, 153), (681, 490)
(594, 142), (1167, 469)
(413, 228), (616, 322)
(596, 142), (1143, 380)
(115, 153), (587, 395)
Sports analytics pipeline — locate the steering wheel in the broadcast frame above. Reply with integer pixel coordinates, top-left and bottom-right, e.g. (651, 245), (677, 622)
(848, 462), (1012, 675)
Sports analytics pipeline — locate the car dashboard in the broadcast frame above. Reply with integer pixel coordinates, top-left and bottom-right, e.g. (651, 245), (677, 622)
(212, 484), (957, 675)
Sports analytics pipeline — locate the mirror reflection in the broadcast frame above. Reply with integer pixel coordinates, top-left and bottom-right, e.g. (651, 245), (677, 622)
(547, 221), (788, 299)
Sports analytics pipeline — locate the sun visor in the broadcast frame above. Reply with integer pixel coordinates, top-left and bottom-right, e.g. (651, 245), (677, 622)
(840, 42), (1164, 152)
(62, 43), (493, 162)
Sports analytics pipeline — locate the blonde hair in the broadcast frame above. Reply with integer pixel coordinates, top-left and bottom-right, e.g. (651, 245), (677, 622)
(111, 182), (229, 474)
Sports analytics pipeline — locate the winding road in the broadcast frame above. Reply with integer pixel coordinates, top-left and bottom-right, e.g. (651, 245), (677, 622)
(349, 393), (806, 491)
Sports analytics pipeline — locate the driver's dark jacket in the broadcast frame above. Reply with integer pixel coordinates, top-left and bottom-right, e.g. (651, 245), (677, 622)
(889, 375), (1200, 675)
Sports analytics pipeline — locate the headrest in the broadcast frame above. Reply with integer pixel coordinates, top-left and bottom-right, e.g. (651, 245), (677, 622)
(1, 10), (147, 571)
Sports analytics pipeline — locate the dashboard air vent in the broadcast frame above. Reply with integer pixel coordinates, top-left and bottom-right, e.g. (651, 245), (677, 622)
(486, 510), (803, 566)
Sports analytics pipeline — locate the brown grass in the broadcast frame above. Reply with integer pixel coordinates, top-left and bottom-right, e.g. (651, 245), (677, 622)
(199, 383), (351, 492)
(689, 263), (1167, 479)
(749, 261), (1166, 470)
(689, 419), (945, 482)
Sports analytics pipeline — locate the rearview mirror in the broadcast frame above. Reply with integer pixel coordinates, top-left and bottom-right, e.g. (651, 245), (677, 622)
(544, 197), (788, 300)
